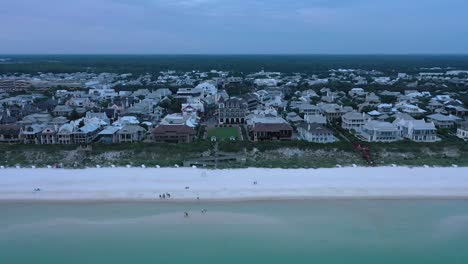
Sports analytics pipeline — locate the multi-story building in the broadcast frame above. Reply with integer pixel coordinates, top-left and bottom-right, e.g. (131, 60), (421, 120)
(319, 104), (351, 122)
(73, 124), (100, 145)
(341, 111), (369, 131)
(457, 120), (468, 141)
(249, 123), (293, 142)
(57, 124), (74, 144)
(218, 98), (248, 125)
(394, 119), (439, 142)
(152, 125), (196, 143)
(20, 124), (43, 144)
(359, 121), (401, 142)
(297, 123), (337, 143)
(117, 125), (146, 143)
(40, 126), (58, 144)
(0, 124), (21, 143)
(426, 114), (462, 128)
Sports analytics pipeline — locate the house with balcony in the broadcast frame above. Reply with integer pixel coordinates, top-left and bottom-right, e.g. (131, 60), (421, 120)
(40, 126), (58, 144)
(341, 111), (369, 131)
(20, 124), (43, 144)
(297, 122), (337, 143)
(73, 123), (100, 145)
(394, 119), (439, 142)
(53, 105), (73, 116)
(152, 125), (196, 143)
(426, 114), (462, 128)
(218, 98), (248, 125)
(57, 124), (75, 144)
(457, 120), (468, 140)
(0, 124), (21, 143)
(319, 103), (352, 122)
(359, 121), (401, 142)
(117, 125), (146, 143)
(97, 126), (121, 144)
(249, 123), (293, 142)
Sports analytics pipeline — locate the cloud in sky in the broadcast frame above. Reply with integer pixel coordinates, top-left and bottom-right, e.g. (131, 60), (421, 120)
(0, 0), (467, 54)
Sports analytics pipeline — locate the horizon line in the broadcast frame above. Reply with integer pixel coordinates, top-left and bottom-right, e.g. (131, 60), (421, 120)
(2, 53), (468, 56)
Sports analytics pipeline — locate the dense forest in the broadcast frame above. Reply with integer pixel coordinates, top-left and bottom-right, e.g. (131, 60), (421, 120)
(1, 55), (468, 75)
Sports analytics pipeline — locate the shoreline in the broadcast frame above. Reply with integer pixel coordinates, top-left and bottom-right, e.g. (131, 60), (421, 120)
(1, 167), (468, 202)
(2, 196), (468, 204)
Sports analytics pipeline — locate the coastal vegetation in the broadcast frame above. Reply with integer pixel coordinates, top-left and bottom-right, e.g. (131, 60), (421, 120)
(1, 136), (466, 169)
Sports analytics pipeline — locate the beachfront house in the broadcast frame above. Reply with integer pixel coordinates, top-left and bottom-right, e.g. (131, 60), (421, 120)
(394, 119), (439, 142)
(117, 125), (146, 143)
(297, 122), (337, 143)
(457, 120), (468, 141)
(57, 124), (74, 144)
(359, 121), (401, 142)
(341, 111), (369, 131)
(73, 123), (100, 145)
(152, 125), (196, 143)
(249, 123), (293, 142)
(97, 126), (121, 144)
(0, 124), (21, 143)
(40, 126), (58, 144)
(20, 124), (43, 144)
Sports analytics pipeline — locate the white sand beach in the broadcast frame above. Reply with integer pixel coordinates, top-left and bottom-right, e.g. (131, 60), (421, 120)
(0, 167), (468, 201)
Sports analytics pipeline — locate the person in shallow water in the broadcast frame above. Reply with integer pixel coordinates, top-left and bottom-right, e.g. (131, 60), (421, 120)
(184, 212), (189, 217)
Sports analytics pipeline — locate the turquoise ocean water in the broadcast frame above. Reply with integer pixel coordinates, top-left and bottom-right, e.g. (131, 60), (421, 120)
(1, 200), (468, 264)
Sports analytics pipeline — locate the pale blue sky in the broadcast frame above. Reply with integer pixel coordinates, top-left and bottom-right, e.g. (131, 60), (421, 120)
(1, 0), (467, 54)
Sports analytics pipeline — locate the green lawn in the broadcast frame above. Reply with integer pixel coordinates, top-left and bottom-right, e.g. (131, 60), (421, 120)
(207, 127), (239, 140)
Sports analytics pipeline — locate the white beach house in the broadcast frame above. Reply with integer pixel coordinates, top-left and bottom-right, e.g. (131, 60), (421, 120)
(341, 111), (369, 131)
(394, 119), (439, 142)
(297, 122), (337, 143)
(457, 120), (468, 141)
(359, 121), (401, 142)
